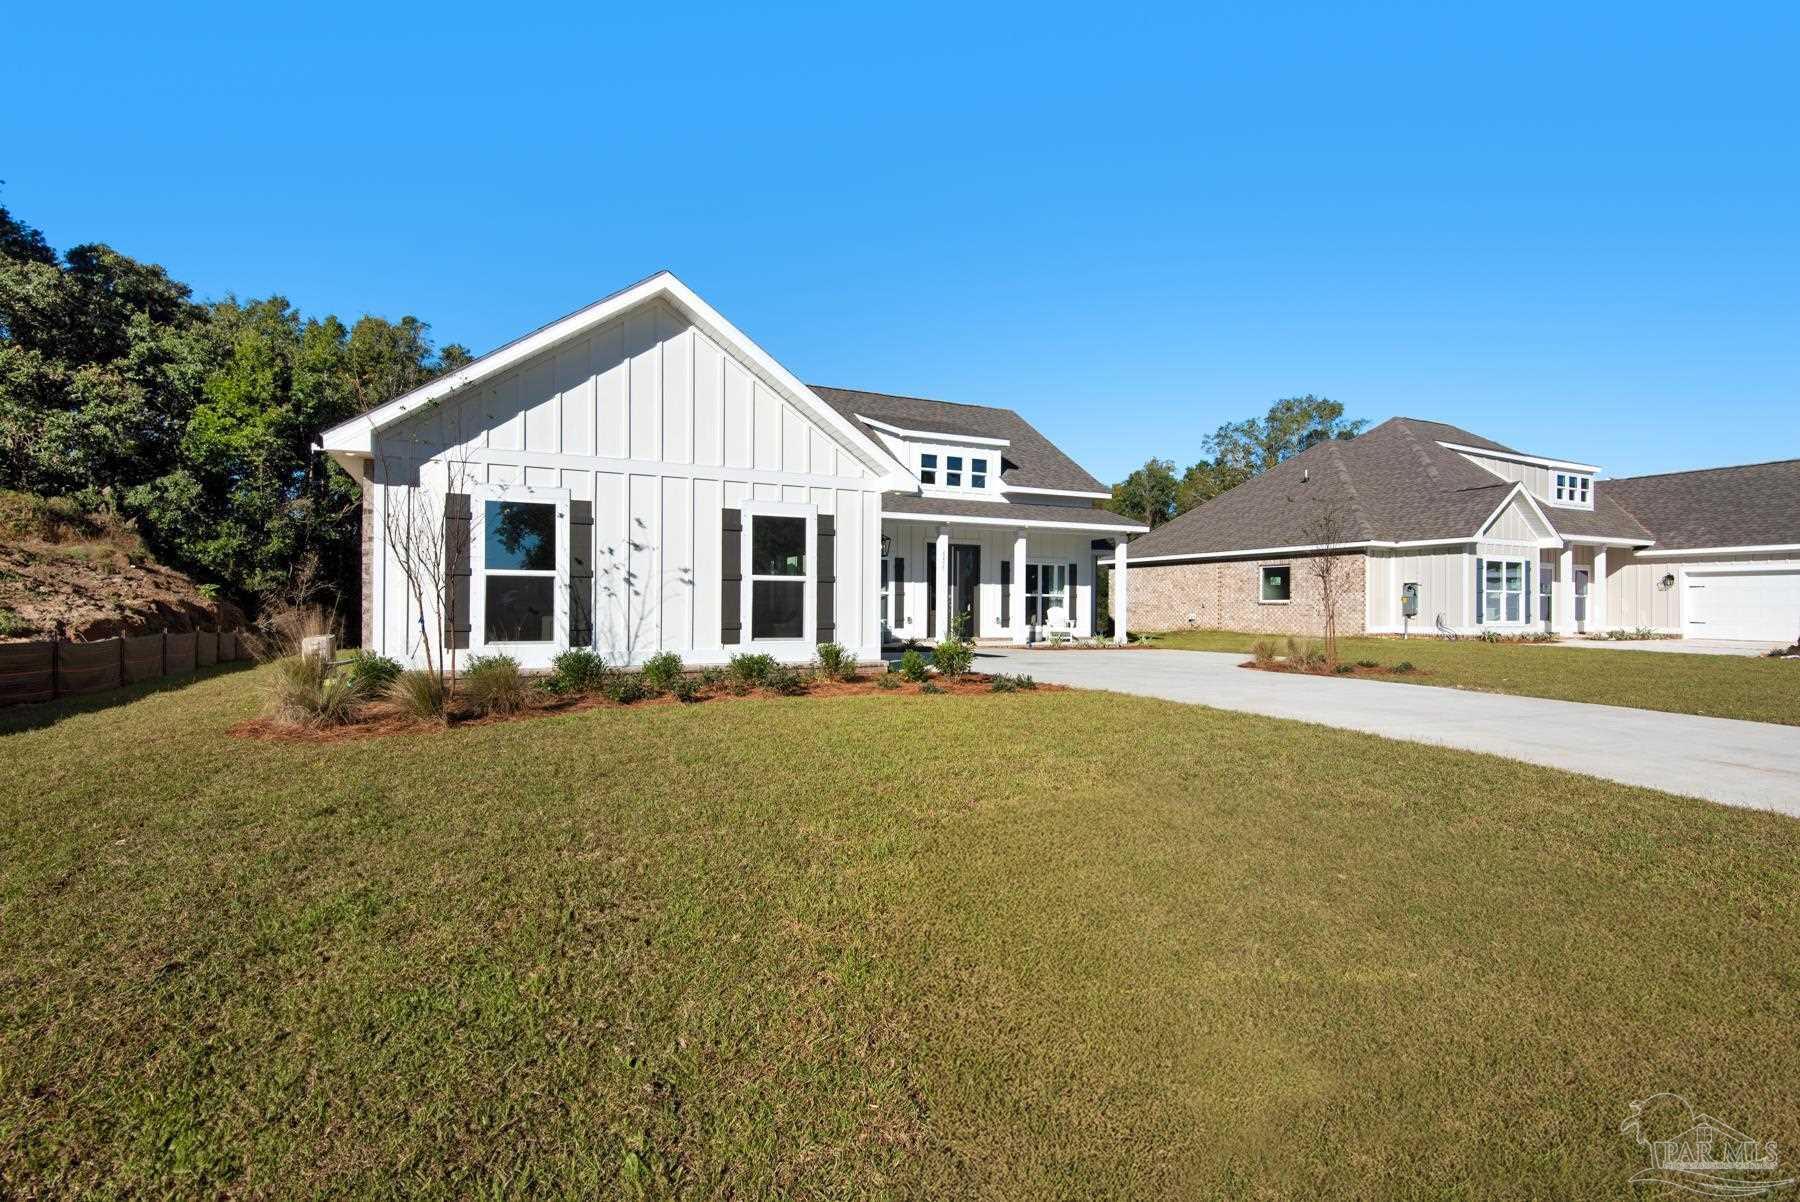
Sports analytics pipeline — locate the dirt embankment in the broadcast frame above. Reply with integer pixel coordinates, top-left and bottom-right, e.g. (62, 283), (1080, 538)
(0, 493), (244, 642)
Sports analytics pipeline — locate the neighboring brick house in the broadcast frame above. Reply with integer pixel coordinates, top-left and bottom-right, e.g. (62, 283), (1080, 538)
(1105, 417), (1800, 642)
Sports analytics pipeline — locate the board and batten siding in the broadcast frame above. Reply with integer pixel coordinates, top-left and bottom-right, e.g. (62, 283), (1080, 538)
(1480, 494), (1554, 543)
(1606, 548), (1800, 632)
(365, 298), (884, 667)
(1365, 546), (1469, 632)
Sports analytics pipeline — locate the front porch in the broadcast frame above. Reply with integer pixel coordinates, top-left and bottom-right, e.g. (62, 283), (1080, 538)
(878, 514), (1135, 646)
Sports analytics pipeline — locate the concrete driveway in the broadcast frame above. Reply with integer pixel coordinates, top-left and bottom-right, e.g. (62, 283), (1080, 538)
(979, 647), (1800, 817)
(1539, 638), (1787, 658)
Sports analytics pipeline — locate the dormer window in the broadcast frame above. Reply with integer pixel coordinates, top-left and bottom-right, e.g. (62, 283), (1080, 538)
(919, 453), (937, 485)
(918, 448), (991, 491)
(1554, 472), (1592, 505)
(971, 458), (988, 488)
(946, 455), (963, 487)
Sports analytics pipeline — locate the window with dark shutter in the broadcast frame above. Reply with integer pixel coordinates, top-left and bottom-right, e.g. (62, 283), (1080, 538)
(570, 499), (594, 647)
(894, 557), (906, 629)
(815, 514), (836, 645)
(444, 493), (472, 650)
(721, 508), (743, 644)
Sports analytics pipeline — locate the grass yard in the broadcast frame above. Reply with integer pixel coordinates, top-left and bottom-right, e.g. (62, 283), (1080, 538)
(1144, 628), (1800, 725)
(3, 667), (1798, 1197)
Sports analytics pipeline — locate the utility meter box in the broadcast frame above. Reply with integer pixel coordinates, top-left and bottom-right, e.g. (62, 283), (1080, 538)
(1401, 583), (1420, 618)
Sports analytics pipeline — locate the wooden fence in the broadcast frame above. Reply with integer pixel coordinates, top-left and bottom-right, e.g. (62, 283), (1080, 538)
(0, 630), (250, 707)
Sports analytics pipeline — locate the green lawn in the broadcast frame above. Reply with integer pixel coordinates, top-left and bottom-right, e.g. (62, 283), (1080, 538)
(4, 668), (1798, 1197)
(1143, 628), (1800, 725)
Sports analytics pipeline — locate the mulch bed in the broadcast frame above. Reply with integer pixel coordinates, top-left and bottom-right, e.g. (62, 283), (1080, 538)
(230, 671), (1062, 743)
(1240, 660), (1431, 680)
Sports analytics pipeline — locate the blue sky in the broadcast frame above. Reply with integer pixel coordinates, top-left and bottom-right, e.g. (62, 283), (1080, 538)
(8, 3), (1796, 482)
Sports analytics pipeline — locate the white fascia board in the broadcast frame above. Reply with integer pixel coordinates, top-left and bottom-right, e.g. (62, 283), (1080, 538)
(319, 271), (912, 489)
(857, 415), (1011, 448)
(1478, 482), (1561, 542)
(1562, 535), (1656, 547)
(888, 511), (1148, 534)
(1438, 441), (1601, 475)
(1002, 485), (1113, 500)
(1635, 543), (1800, 557)
(1100, 540), (1380, 567)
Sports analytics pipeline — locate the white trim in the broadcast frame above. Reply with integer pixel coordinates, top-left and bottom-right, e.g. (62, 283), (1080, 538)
(468, 483), (571, 667)
(1437, 441), (1601, 474)
(1682, 562), (1800, 575)
(856, 414), (1011, 447)
(1101, 540), (1377, 566)
(1477, 483), (1562, 542)
(889, 511), (1148, 534)
(1562, 535), (1653, 547)
(319, 271), (912, 488)
(740, 500), (817, 649)
(1002, 484), (1113, 500)
(1636, 544), (1800, 558)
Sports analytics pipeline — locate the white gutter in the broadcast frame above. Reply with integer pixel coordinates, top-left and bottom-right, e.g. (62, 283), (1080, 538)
(1634, 543), (1800, 558)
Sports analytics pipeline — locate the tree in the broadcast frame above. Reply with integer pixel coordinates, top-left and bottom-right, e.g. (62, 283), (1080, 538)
(1291, 486), (1359, 665)
(1159, 395), (1368, 517)
(1105, 457), (1181, 528)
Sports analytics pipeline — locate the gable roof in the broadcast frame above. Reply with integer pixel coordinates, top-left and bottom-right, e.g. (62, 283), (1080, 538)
(809, 385), (1109, 494)
(1606, 458), (1800, 551)
(1120, 417), (1654, 561)
(317, 272), (911, 486)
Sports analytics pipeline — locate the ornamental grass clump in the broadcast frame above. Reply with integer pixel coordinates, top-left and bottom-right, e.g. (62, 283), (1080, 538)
(268, 655), (364, 727)
(462, 654), (529, 716)
(387, 669), (447, 721)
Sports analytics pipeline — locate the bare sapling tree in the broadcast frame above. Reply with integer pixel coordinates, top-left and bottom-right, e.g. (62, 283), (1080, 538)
(1295, 490), (1357, 666)
(375, 408), (477, 696)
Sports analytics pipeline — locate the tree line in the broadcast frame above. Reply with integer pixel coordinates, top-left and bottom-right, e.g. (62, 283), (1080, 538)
(0, 205), (470, 608)
(1103, 395), (1367, 528)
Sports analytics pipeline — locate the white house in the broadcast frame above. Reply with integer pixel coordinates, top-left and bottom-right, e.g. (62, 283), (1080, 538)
(319, 273), (1145, 670)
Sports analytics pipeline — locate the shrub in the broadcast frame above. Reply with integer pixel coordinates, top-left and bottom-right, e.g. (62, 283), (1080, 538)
(897, 649), (930, 682)
(669, 674), (702, 703)
(1251, 637), (1281, 664)
(1332, 662), (1355, 674)
(920, 680), (944, 694)
(932, 637), (974, 679)
(698, 666), (726, 687)
(387, 669), (447, 720)
(640, 651), (685, 693)
(268, 654), (364, 726)
(608, 673), (647, 704)
(875, 672), (901, 689)
(763, 665), (808, 695)
(1285, 637), (1325, 669)
(550, 648), (608, 694)
(814, 642), (857, 681)
(462, 654), (528, 716)
(989, 673), (1038, 693)
(1394, 660), (1416, 673)
(727, 652), (776, 688)
(0, 607), (26, 638)
(1356, 659), (1379, 669)
(345, 650), (402, 692)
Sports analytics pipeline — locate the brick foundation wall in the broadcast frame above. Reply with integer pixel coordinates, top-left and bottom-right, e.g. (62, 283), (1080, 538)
(1118, 552), (1367, 635)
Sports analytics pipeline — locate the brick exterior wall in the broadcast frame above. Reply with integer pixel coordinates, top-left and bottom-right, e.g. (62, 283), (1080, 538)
(1118, 552), (1367, 635)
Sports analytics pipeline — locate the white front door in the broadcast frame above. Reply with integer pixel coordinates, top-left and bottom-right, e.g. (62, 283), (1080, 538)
(1574, 568), (1590, 633)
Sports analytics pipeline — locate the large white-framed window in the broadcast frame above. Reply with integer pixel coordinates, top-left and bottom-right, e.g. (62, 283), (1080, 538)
(471, 485), (569, 653)
(1026, 562), (1069, 626)
(1481, 557), (1529, 623)
(741, 500), (816, 646)
(1552, 472), (1592, 506)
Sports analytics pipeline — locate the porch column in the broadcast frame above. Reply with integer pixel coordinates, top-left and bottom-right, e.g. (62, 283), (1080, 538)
(934, 526), (950, 641)
(1555, 544), (1575, 635)
(1113, 536), (1130, 645)
(1011, 529), (1029, 644)
(1592, 545), (1608, 631)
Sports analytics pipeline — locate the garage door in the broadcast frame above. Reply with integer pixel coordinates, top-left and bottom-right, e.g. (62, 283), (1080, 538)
(1684, 569), (1800, 641)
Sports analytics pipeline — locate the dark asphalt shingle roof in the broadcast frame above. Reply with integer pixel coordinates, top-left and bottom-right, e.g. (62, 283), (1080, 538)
(883, 494), (1142, 529)
(1124, 417), (1654, 560)
(809, 385), (1108, 494)
(1606, 459), (1800, 551)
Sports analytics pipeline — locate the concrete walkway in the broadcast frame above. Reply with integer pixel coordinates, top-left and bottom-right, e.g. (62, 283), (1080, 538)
(979, 647), (1800, 817)
(1536, 637), (1787, 658)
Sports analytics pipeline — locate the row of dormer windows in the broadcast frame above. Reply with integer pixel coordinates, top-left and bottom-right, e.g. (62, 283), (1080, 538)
(920, 451), (989, 490)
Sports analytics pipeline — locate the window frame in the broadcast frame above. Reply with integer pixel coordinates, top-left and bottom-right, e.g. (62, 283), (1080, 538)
(1481, 556), (1530, 625)
(740, 500), (817, 649)
(917, 445), (995, 493)
(1259, 564), (1292, 604)
(469, 484), (570, 656)
(1026, 561), (1070, 627)
(918, 452), (938, 486)
(1552, 472), (1593, 507)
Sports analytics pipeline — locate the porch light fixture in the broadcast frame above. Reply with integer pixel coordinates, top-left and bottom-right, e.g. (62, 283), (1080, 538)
(880, 534), (892, 557)
(1659, 573), (1676, 591)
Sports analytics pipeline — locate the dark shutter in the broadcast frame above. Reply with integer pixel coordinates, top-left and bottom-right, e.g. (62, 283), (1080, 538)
(1069, 562), (1078, 615)
(1474, 557), (1484, 626)
(445, 493), (472, 650)
(721, 508), (743, 645)
(999, 560), (1011, 628)
(926, 554), (937, 633)
(816, 514), (836, 644)
(894, 557), (906, 629)
(570, 499), (594, 647)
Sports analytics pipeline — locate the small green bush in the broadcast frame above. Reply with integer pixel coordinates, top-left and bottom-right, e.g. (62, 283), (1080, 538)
(763, 665), (808, 695)
(897, 649), (929, 682)
(387, 669), (447, 720)
(932, 638), (974, 678)
(814, 642), (857, 681)
(1251, 638), (1281, 664)
(641, 651), (684, 692)
(669, 674), (702, 703)
(727, 652), (776, 687)
(920, 680), (944, 695)
(989, 673), (1038, 693)
(608, 673), (647, 704)
(698, 666), (726, 687)
(462, 654), (529, 716)
(269, 655), (364, 726)
(1332, 662), (1355, 674)
(1394, 660), (1416, 674)
(875, 672), (901, 689)
(345, 650), (403, 692)
(0, 607), (26, 637)
(550, 648), (608, 694)
(1356, 659), (1379, 669)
